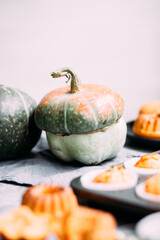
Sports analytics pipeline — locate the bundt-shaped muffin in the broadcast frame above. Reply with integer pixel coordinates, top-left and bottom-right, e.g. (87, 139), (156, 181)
(0, 206), (56, 240)
(145, 174), (160, 195)
(21, 184), (78, 217)
(134, 153), (160, 169)
(65, 206), (117, 240)
(133, 100), (160, 139)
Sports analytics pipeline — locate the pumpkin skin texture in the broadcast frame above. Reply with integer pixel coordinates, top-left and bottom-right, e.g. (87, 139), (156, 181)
(46, 118), (127, 165)
(35, 71), (124, 134)
(0, 86), (41, 160)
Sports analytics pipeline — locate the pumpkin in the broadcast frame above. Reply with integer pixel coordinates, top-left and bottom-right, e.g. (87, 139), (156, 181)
(0, 85), (41, 160)
(35, 68), (126, 165)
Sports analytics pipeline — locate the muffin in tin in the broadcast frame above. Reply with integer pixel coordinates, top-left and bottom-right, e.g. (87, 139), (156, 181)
(133, 100), (160, 139)
(81, 165), (138, 191)
(136, 174), (160, 203)
(124, 152), (160, 179)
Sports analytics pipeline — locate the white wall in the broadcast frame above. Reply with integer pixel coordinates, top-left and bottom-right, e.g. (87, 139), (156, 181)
(0, 0), (160, 122)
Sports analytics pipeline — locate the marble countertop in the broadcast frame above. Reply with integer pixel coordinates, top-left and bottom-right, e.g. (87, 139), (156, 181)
(0, 134), (156, 239)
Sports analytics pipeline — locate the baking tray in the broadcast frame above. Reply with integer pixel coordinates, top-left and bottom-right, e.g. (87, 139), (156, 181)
(71, 176), (160, 217)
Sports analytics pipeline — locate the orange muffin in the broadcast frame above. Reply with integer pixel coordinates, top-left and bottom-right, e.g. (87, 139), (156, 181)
(22, 184), (78, 217)
(145, 174), (160, 195)
(0, 206), (56, 240)
(21, 184), (78, 240)
(0, 205), (117, 240)
(134, 153), (160, 169)
(93, 165), (132, 184)
(133, 100), (160, 139)
(65, 206), (117, 240)
(1, 184), (118, 240)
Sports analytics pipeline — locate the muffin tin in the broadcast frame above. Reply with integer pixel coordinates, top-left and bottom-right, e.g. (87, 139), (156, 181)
(71, 170), (160, 216)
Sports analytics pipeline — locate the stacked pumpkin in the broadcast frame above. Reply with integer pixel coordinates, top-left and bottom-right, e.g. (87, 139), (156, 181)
(35, 68), (126, 164)
(0, 68), (126, 163)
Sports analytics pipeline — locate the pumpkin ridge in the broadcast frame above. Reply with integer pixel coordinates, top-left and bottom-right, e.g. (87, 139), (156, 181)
(63, 100), (70, 134)
(14, 88), (30, 128)
(0, 86), (11, 96)
(0, 86), (41, 159)
(45, 95), (71, 133)
(81, 100), (99, 128)
(107, 99), (118, 122)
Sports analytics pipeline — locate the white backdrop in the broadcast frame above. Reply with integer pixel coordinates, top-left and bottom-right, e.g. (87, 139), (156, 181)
(0, 0), (160, 122)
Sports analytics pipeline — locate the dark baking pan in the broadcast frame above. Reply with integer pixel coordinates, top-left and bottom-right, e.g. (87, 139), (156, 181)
(71, 176), (160, 217)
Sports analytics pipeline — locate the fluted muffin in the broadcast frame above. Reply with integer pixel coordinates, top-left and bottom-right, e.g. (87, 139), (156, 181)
(65, 206), (117, 240)
(133, 100), (160, 139)
(22, 184), (78, 217)
(21, 184), (79, 240)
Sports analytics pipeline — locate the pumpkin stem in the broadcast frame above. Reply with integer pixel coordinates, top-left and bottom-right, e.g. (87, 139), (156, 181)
(51, 68), (81, 93)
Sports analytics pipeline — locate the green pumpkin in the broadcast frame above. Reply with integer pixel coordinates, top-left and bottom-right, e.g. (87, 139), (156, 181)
(35, 69), (124, 134)
(0, 85), (41, 160)
(35, 68), (126, 165)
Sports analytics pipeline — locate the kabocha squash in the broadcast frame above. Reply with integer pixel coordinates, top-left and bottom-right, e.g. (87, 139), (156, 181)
(0, 85), (41, 160)
(35, 68), (126, 165)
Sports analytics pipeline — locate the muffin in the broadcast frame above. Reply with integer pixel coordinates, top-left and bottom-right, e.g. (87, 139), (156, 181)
(133, 100), (160, 139)
(21, 184), (78, 217)
(21, 184), (78, 239)
(145, 174), (160, 195)
(1, 184), (118, 240)
(136, 174), (160, 203)
(0, 205), (117, 240)
(93, 165), (133, 184)
(0, 206), (55, 240)
(81, 165), (138, 191)
(134, 153), (160, 169)
(65, 206), (117, 240)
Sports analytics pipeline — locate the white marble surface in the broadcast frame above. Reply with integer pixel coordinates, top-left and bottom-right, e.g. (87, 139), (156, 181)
(0, 136), (146, 187)
(0, 135), (156, 239)
(0, 135), (148, 240)
(0, 135), (147, 210)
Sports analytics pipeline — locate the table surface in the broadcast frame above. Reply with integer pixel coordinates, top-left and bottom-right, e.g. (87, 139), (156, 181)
(0, 134), (157, 239)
